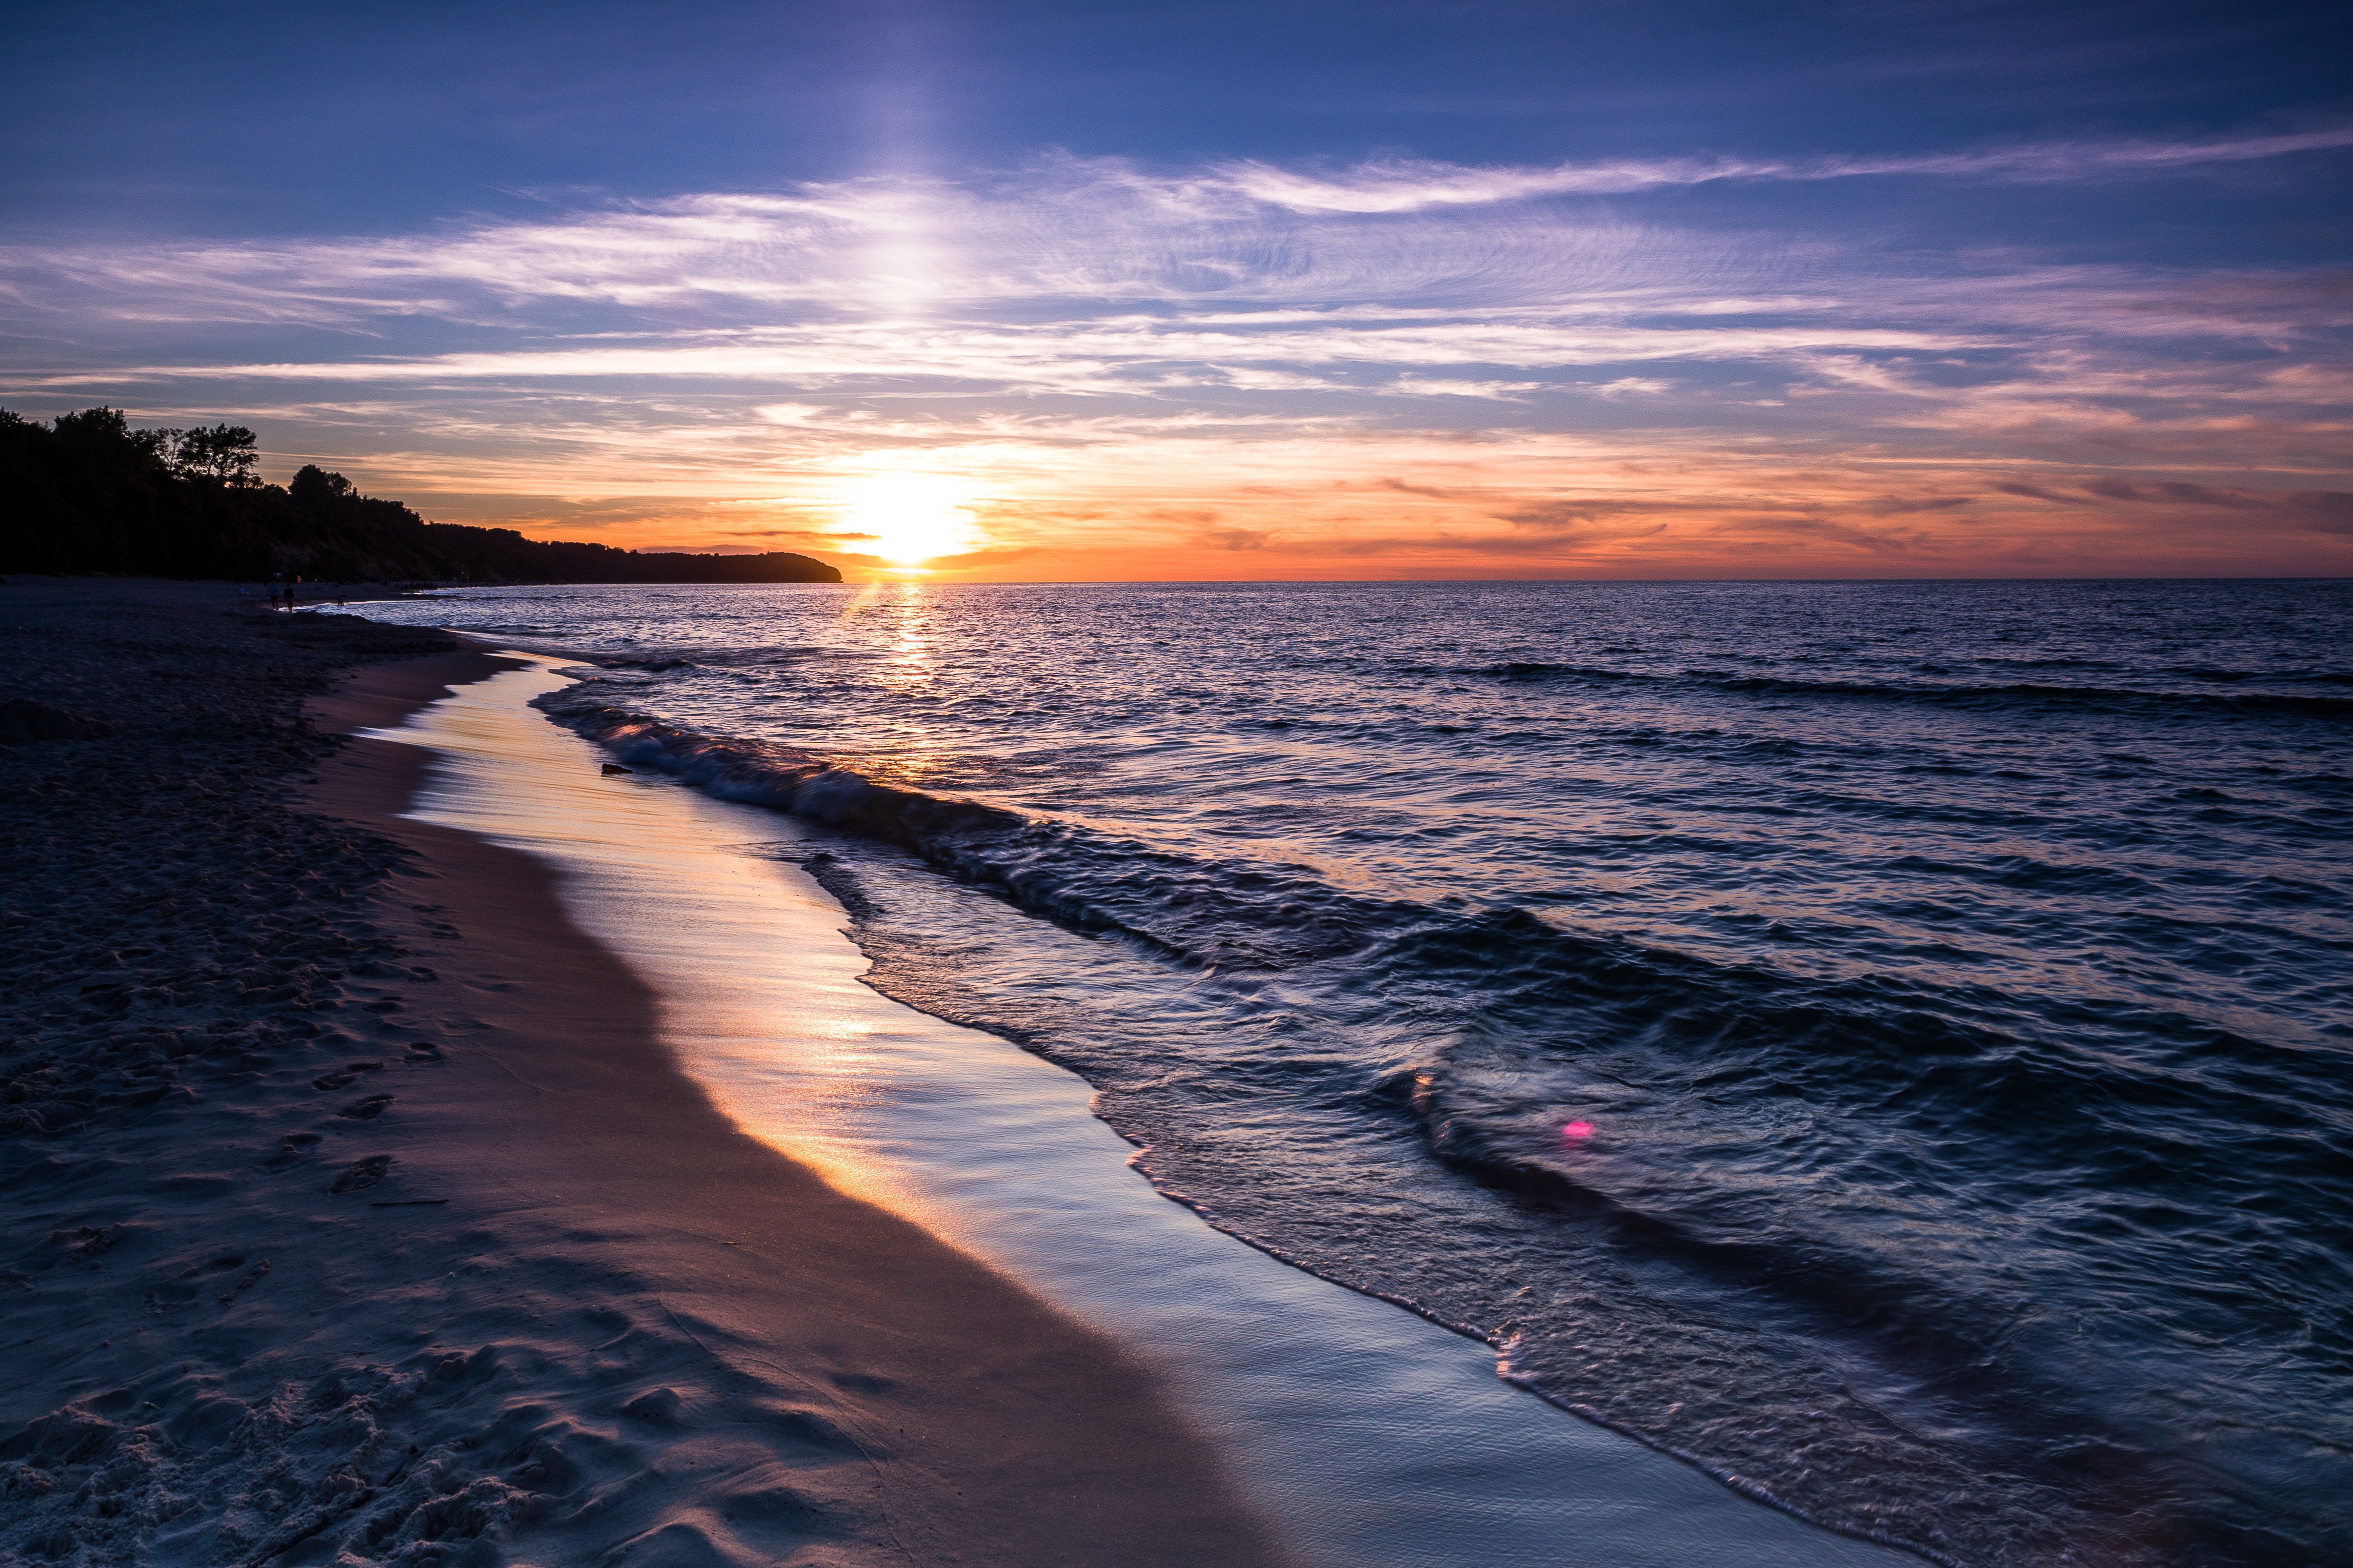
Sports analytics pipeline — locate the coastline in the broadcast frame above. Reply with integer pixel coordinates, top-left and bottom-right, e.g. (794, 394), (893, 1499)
(0, 580), (1284, 1566)
(354, 635), (1919, 1566)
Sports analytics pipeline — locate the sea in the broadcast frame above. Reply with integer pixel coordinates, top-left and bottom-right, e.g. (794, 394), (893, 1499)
(353, 578), (2352, 1566)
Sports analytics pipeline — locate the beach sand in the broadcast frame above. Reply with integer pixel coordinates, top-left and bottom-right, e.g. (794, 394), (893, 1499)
(0, 580), (1284, 1567)
(374, 654), (1923, 1568)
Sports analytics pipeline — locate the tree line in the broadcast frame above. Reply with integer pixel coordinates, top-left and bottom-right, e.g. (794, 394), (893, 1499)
(0, 408), (841, 585)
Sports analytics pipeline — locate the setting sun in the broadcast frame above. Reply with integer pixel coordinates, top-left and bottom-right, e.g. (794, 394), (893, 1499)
(834, 473), (984, 566)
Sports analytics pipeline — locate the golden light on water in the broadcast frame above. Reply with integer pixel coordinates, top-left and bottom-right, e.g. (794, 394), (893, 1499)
(834, 473), (984, 567)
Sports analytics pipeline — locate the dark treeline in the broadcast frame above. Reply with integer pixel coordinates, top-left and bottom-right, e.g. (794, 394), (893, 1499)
(0, 408), (841, 584)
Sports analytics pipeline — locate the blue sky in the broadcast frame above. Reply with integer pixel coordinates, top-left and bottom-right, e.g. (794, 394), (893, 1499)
(6, 0), (2348, 578)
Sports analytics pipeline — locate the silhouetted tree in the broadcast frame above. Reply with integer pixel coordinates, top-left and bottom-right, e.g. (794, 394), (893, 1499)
(3, 407), (839, 583)
(288, 464), (356, 511)
(51, 406), (171, 472)
(170, 423), (261, 486)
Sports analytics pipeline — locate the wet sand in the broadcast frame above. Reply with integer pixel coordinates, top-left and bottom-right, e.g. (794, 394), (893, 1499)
(379, 652), (1926, 1568)
(0, 579), (1283, 1566)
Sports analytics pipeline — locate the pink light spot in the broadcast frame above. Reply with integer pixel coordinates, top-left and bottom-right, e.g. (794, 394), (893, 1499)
(1562, 1120), (1595, 1141)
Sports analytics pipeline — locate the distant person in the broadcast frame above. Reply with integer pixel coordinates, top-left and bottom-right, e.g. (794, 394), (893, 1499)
(286, 574), (298, 612)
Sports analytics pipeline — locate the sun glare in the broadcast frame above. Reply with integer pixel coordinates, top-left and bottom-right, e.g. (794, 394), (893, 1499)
(835, 474), (983, 567)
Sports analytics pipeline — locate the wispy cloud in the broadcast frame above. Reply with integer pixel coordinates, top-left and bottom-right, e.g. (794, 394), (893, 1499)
(1203, 126), (2353, 213)
(19, 129), (2351, 329)
(2, 131), (2348, 577)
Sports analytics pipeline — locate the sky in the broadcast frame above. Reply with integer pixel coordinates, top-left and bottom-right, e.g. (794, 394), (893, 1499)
(4, 0), (2349, 581)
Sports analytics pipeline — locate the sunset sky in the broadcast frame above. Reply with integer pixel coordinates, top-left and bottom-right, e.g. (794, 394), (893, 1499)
(5, 1), (2348, 581)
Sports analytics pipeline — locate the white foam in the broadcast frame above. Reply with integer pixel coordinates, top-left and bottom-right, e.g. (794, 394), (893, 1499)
(368, 656), (1918, 1568)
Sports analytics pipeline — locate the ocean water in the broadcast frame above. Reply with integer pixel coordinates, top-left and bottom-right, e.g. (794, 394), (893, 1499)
(354, 579), (2353, 1566)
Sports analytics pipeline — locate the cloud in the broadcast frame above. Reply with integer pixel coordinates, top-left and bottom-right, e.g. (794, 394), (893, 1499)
(18, 136), (2352, 339)
(1855, 494), (1976, 516)
(2, 132), (2346, 577)
(1493, 502), (1598, 534)
(1380, 376), (1544, 399)
(1586, 377), (1675, 398)
(1986, 478), (2353, 533)
(718, 526), (877, 542)
(1196, 526), (1272, 551)
(2290, 493), (2353, 534)
(1199, 126), (2353, 214)
(1993, 481), (2094, 504)
(2083, 478), (2268, 508)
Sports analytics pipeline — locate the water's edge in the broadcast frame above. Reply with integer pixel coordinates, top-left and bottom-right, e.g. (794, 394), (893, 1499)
(532, 670), (1952, 1564)
(337, 579), (2353, 1568)
(374, 654), (1921, 1568)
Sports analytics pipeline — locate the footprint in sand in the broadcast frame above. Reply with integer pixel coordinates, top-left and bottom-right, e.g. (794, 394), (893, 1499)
(264, 1131), (323, 1169)
(329, 1155), (390, 1194)
(47, 1225), (126, 1262)
(619, 1387), (687, 1427)
(215, 1258), (270, 1305)
(147, 1251), (257, 1311)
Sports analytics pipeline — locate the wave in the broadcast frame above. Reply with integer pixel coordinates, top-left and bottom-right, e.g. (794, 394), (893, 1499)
(592, 655), (701, 673)
(538, 681), (1438, 968)
(590, 645), (888, 673)
(535, 674), (2335, 1319)
(373, 577), (2353, 1564)
(533, 667), (2353, 1567)
(1445, 662), (2353, 716)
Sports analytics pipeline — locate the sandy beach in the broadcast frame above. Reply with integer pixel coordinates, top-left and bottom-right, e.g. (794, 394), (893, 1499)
(10, 8), (2350, 1559)
(354, 640), (1926, 1568)
(31, 573), (2295, 1566)
(1, 579), (1284, 1567)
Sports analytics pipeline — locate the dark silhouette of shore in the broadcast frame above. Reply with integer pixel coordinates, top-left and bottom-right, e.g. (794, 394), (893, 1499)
(1, 408), (840, 585)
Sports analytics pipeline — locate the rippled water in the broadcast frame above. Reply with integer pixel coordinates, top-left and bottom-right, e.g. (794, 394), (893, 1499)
(355, 579), (2353, 1565)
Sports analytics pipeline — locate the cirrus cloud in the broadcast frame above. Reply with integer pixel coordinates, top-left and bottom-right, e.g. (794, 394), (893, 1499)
(2, 132), (2348, 579)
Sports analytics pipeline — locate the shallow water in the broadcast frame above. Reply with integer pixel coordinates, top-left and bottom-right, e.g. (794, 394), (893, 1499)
(355, 579), (2353, 1565)
(371, 657), (1912, 1568)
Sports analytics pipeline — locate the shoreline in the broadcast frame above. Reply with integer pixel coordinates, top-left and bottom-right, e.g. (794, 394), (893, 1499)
(303, 646), (1295, 1565)
(0, 579), (1284, 1566)
(363, 646), (1921, 1567)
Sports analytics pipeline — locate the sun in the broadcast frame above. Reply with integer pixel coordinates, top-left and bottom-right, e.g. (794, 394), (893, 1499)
(834, 473), (983, 566)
